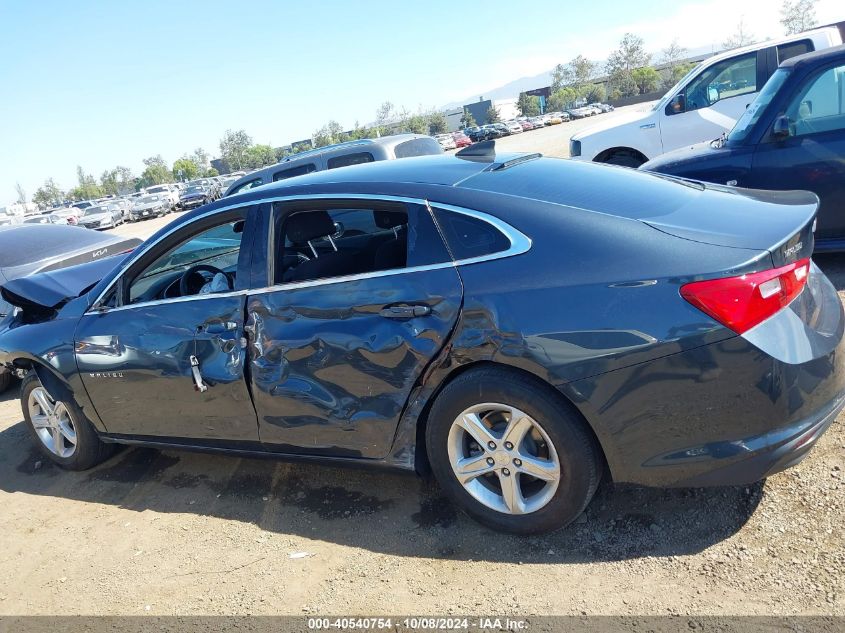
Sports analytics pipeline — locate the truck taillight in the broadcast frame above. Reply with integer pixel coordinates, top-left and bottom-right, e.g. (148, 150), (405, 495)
(680, 258), (810, 334)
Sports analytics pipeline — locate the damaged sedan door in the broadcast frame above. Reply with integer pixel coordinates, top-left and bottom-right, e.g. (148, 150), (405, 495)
(246, 198), (463, 458)
(75, 207), (261, 442)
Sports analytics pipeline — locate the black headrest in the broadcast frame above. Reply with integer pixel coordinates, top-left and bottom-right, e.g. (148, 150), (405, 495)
(286, 211), (336, 243)
(374, 209), (407, 229)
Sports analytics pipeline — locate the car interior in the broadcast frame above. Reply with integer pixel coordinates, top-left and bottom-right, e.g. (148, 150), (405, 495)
(275, 206), (408, 284)
(127, 220), (245, 304)
(788, 64), (845, 136)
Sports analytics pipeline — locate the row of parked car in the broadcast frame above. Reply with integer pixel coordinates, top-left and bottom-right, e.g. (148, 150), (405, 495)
(441, 104), (614, 146)
(20, 175), (242, 230)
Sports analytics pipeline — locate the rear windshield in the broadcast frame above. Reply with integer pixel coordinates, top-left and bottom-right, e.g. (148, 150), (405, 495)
(393, 137), (442, 159)
(461, 157), (703, 220)
(0, 226), (111, 267)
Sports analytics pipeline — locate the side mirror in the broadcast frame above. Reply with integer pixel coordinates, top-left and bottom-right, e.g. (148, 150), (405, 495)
(666, 94), (685, 115)
(772, 115), (792, 139)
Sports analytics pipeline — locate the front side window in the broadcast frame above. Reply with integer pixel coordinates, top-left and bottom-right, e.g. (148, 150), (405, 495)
(784, 63), (845, 137)
(272, 163), (317, 181)
(273, 201), (450, 284)
(327, 152), (374, 169)
(683, 52), (757, 112)
(127, 218), (245, 304)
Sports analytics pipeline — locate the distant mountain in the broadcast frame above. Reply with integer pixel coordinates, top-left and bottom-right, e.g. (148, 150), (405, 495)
(442, 69), (555, 110)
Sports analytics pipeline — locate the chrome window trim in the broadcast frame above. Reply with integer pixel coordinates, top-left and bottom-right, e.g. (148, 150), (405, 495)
(87, 193), (531, 314)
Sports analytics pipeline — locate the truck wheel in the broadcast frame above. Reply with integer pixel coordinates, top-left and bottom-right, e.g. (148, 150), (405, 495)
(426, 367), (602, 534)
(20, 372), (113, 470)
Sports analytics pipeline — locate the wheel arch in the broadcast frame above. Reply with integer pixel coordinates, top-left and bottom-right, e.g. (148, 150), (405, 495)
(408, 360), (611, 481)
(594, 146), (649, 166)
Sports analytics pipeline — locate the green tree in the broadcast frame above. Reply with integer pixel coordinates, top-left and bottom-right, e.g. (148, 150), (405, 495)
(139, 155), (172, 188)
(99, 170), (119, 196)
(606, 33), (650, 97)
(660, 39), (689, 89)
(516, 93), (541, 117)
(32, 178), (64, 208)
(219, 129), (253, 170)
(584, 84), (606, 103)
(406, 113), (430, 134)
(313, 120), (346, 147)
(206, 167), (219, 177)
(69, 166), (103, 201)
(484, 105), (501, 124)
(243, 144), (277, 169)
(347, 121), (372, 140)
(547, 87), (578, 112)
(428, 111), (448, 135)
(552, 55), (596, 93)
(780, 0), (817, 34)
(191, 148), (210, 175)
(172, 157), (200, 181)
(632, 66), (661, 94)
(460, 108), (477, 128)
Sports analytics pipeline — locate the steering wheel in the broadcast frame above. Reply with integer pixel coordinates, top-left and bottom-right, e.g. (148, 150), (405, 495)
(179, 264), (229, 296)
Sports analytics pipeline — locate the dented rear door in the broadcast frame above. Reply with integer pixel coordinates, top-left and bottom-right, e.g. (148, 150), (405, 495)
(246, 200), (462, 458)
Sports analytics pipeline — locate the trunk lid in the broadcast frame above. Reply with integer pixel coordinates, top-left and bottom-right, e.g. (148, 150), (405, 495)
(642, 182), (818, 265)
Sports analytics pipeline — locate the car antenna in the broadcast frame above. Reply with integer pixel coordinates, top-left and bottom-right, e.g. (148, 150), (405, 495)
(455, 140), (496, 162)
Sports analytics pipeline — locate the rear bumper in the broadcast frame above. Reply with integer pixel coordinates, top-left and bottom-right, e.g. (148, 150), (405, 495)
(571, 262), (845, 488)
(660, 385), (844, 487)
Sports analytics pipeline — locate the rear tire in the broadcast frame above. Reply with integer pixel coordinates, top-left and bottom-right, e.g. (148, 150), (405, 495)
(425, 367), (602, 534)
(20, 372), (113, 470)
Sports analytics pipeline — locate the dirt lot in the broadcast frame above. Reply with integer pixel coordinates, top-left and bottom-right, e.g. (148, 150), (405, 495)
(0, 115), (843, 616)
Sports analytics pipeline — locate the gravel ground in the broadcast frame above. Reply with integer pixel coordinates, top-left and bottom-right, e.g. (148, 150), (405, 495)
(0, 111), (843, 616)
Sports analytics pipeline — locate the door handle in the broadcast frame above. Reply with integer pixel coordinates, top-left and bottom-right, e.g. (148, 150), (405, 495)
(198, 321), (238, 335)
(379, 304), (431, 319)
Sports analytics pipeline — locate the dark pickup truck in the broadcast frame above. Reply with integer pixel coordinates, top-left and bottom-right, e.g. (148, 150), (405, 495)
(641, 44), (845, 251)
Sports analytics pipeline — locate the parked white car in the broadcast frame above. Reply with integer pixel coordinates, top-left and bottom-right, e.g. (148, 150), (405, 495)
(570, 25), (844, 167)
(504, 120), (524, 134)
(435, 134), (457, 150)
(144, 184), (179, 210)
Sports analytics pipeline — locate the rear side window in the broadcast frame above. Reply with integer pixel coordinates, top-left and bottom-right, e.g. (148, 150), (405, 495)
(327, 152), (374, 169)
(273, 201), (450, 284)
(431, 207), (510, 261)
(777, 40), (813, 64)
(229, 178), (262, 195)
(393, 137), (442, 158)
(272, 163), (317, 182)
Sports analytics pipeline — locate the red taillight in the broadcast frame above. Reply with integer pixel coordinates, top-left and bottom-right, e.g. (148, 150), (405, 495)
(680, 258), (810, 334)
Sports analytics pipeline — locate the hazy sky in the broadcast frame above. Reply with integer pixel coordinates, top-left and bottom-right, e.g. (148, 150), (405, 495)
(1, 0), (842, 203)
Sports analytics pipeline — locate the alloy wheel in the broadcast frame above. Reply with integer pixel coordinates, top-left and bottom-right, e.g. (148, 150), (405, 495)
(28, 386), (77, 458)
(447, 403), (560, 515)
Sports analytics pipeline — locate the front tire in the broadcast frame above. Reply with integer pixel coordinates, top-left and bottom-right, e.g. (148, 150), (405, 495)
(0, 370), (11, 393)
(21, 372), (112, 470)
(426, 367), (602, 534)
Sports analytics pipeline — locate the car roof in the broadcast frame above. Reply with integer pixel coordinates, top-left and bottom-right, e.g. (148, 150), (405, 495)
(780, 42), (845, 69)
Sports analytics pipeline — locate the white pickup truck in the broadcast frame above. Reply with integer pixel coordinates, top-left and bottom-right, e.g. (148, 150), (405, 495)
(570, 24), (845, 167)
